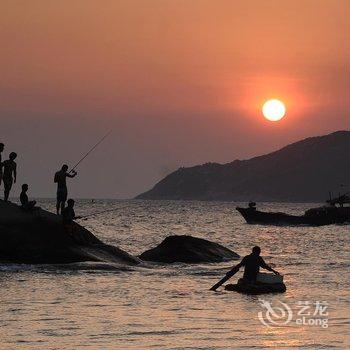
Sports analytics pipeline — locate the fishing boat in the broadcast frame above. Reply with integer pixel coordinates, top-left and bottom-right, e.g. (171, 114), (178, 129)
(236, 195), (350, 226)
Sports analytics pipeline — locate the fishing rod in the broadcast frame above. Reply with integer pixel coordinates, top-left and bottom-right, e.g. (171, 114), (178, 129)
(76, 206), (128, 220)
(69, 131), (112, 173)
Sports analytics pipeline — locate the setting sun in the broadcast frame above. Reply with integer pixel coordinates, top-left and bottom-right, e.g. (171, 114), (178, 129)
(262, 99), (286, 121)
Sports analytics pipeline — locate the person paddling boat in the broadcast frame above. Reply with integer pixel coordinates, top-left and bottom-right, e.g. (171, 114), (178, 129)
(210, 246), (280, 291)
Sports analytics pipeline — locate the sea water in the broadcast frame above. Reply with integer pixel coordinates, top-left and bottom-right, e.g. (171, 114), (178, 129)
(0, 200), (349, 349)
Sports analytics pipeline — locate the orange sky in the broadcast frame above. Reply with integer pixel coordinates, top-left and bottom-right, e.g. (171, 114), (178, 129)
(1, 0), (350, 197)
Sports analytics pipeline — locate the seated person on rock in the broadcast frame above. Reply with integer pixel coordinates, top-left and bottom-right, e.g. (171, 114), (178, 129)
(226, 246), (280, 284)
(248, 201), (257, 210)
(62, 199), (81, 234)
(20, 184), (37, 211)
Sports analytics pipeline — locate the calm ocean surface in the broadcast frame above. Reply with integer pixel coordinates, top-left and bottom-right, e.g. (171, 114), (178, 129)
(0, 200), (349, 349)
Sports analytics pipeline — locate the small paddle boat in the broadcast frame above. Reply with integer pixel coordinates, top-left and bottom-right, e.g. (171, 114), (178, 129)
(224, 273), (287, 295)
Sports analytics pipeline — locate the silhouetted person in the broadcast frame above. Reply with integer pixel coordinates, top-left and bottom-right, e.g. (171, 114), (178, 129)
(54, 164), (77, 214)
(0, 143), (4, 186)
(248, 201), (257, 210)
(20, 184), (37, 211)
(226, 246), (280, 283)
(62, 199), (76, 225)
(1, 152), (17, 202)
(62, 199), (83, 239)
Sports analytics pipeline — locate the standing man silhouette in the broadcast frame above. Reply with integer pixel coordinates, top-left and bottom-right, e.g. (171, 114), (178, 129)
(54, 164), (77, 214)
(1, 152), (17, 202)
(0, 143), (4, 187)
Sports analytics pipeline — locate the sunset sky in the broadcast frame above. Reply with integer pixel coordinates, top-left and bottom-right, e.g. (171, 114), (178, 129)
(1, 0), (350, 198)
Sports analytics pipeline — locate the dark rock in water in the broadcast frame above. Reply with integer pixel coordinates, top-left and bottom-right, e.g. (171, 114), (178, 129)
(139, 235), (239, 263)
(0, 200), (140, 265)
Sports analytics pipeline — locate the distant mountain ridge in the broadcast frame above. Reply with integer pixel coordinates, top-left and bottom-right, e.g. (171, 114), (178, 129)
(136, 130), (350, 202)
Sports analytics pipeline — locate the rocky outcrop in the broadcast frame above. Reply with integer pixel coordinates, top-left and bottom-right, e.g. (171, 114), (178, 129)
(139, 235), (240, 263)
(0, 200), (140, 265)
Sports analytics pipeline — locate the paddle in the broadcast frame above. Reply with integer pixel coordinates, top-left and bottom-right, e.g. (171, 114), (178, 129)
(210, 266), (239, 291)
(210, 274), (232, 291)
